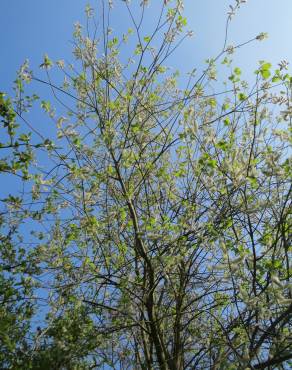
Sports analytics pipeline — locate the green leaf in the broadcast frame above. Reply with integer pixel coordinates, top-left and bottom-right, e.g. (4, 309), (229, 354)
(41, 100), (51, 113)
(40, 54), (53, 69)
(216, 140), (228, 151)
(261, 70), (271, 79)
(234, 67), (241, 76)
(222, 103), (229, 111)
(259, 62), (272, 79)
(144, 36), (151, 43)
(238, 92), (247, 101)
(247, 176), (258, 189)
(209, 98), (217, 108)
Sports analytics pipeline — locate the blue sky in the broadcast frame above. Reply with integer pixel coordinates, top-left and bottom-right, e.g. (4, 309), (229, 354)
(1, 0), (292, 92)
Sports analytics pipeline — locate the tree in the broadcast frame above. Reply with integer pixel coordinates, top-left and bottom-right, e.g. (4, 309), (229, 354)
(0, 0), (291, 368)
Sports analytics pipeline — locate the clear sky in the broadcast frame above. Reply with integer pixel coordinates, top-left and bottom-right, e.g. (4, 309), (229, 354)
(1, 0), (292, 93)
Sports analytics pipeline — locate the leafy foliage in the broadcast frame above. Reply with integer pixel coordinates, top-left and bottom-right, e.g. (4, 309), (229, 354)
(0, 1), (291, 369)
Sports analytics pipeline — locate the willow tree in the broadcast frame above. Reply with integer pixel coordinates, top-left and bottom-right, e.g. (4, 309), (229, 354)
(0, 0), (291, 369)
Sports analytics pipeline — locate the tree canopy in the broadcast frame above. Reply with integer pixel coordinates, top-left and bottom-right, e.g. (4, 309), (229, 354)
(0, 1), (291, 369)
